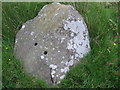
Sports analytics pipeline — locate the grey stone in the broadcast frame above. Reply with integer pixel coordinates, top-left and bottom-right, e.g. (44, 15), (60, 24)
(14, 2), (91, 86)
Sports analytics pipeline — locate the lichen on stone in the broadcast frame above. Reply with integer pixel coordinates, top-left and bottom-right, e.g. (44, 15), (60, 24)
(14, 2), (91, 86)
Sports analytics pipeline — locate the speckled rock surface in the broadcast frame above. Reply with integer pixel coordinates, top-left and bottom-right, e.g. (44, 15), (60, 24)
(14, 3), (91, 85)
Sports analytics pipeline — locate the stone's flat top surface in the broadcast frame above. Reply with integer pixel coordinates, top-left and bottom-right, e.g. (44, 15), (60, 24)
(14, 2), (91, 86)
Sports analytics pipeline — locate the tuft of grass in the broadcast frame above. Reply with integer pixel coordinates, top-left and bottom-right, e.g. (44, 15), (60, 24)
(2, 2), (119, 88)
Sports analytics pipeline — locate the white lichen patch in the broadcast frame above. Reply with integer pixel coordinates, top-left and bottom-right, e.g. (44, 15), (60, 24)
(24, 31), (29, 34)
(15, 39), (18, 43)
(58, 50), (60, 52)
(45, 47), (48, 49)
(52, 48), (55, 50)
(38, 16), (41, 19)
(57, 81), (61, 84)
(57, 8), (60, 11)
(54, 13), (59, 17)
(64, 67), (69, 73)
(52, 2), (61, 5)
(70, 56), (74, 59)
(60, 66), (69, 73)
(51, 70), (56, 75)
(41, 13), (47, 17)
(61, 61), (64, 64)
(49, 64), (57, 69)
(62, 56), (65, 59)
(68, 60), (74, 66)
(65, 61), (68, 66)
(64, 19), (90, 59)
(56, 75), (59, 77)
(51, 74), (55, 78)
(40, 46), (42, 48)
(49, 64), (57, 82)
(60, 68), (64, 73)
(46, 58), (48, 60)
(71, 33), (74, 37)
(30, 32), (34, 35)
(50, 43), (53, 45)
(60, 75), (65, 79)
(41, 56), (44, 59)
(22, 25), (25, 29)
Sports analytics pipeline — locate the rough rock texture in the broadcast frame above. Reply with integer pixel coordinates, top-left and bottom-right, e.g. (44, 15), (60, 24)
(14, 3), (91, 85)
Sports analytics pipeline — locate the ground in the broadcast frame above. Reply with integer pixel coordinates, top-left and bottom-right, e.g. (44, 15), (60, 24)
(2, 2), (119, 88)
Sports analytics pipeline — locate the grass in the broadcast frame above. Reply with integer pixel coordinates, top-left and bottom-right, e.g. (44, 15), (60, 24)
(2, 2), (119, 88)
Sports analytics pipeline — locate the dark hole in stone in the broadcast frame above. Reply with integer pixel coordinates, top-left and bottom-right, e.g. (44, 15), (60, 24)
(44, 51), (48, 55)
(34, 42), (38, 46)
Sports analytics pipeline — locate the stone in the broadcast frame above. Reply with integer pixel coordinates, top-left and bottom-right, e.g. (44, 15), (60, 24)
(14, 2), (91, 86)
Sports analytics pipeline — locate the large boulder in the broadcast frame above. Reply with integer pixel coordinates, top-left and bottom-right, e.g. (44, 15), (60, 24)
(14, 3), (91, 85)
